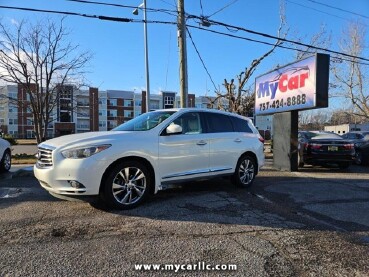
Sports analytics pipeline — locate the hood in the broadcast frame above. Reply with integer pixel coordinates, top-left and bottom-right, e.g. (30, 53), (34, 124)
(38, 131), (135, 149)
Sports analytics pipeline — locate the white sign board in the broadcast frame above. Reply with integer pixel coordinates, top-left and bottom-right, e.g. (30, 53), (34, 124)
(254, 54), (329, 115)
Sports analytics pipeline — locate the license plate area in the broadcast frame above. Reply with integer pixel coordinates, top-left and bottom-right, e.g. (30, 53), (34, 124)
(328, 146), (338, 151)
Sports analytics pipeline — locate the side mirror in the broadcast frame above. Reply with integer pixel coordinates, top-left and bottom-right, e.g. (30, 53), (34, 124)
(166, 123), (182, 135)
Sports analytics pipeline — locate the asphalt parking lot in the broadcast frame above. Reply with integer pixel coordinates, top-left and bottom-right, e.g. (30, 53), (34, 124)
(1, 161), (369, 276)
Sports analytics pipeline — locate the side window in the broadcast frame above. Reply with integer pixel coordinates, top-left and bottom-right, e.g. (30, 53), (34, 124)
(172, 112), (202, 135)
(230, 116), (253, 133)
(205, 113), (233, 133)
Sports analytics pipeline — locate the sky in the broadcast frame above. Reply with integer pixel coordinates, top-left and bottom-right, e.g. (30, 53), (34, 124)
(0, 0), (368, 104)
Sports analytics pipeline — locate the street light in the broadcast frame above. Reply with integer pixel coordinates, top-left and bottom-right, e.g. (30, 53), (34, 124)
(133, 0), (150, 113)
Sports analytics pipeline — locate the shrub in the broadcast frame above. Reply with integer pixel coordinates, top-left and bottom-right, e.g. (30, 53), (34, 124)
(2, 134), (18, 145)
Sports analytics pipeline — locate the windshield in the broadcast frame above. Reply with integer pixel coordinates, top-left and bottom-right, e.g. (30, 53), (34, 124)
(113, 111), (176, 131)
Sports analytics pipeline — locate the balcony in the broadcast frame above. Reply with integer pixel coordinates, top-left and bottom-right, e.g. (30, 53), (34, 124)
(77, 101), (89, 107)
(77, 124), (90, 130)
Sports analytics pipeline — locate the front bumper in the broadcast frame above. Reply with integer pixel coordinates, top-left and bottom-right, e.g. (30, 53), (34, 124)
(34, 156), (111, 196)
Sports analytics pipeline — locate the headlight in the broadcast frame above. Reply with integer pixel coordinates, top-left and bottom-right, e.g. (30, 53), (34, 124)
(61, 144), (111, 159)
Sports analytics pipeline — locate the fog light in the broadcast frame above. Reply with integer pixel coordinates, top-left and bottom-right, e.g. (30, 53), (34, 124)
(68, 181), (85, 189)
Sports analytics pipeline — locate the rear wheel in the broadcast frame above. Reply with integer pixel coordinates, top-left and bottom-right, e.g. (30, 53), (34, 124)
(101, 161), (152, 209)
(0, 150), (11, 172)
(232, 155), (256, 188)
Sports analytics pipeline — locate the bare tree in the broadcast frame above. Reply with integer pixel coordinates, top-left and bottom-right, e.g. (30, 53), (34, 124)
(0, 18), (91, 143)
(208, 2), (288, 116)
(332, 21), (369, 120)
(292, 24), (332, 61)
(299, 109), (331, 130)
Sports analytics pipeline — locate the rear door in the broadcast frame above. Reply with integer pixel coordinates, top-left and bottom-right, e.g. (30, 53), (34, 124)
(203, 112), (240, 175)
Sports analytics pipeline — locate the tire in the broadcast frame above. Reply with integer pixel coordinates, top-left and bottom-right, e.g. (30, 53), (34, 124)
(0, 149), (11, 172)
(354, 151), (362, 165)
(338, 162), (350, 169)
(101, 160), (152, 209)
(232, 155), (256, 188)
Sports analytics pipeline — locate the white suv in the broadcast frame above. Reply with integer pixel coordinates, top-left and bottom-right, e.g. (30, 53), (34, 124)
(34, 109), (265, 209)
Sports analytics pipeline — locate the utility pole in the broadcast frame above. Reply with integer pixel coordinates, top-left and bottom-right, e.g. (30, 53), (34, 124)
(177, 0), (188, 108)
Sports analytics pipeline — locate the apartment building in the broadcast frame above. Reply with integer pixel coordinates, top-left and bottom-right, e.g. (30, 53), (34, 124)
(0, 84), (205, 138)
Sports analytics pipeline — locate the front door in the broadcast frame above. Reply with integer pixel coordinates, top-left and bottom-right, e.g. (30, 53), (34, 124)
(158, 112), (210, 182)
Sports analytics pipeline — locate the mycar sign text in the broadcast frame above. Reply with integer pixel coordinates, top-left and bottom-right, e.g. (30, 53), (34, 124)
(254, 53), (329, 115)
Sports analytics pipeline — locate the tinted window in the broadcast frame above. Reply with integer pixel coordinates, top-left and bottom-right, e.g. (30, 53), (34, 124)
(205, 113), (233, 133)
(172, 112), (202, 134)
(230, 116), (253, 133)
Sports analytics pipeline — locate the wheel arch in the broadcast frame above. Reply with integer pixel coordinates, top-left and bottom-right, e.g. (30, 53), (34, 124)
(238, 151), (259, 175)
(99, 156), (156, 195)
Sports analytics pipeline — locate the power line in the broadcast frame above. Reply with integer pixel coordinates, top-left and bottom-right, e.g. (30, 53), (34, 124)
(286, 0), (351, 22)
(186, 26), (217, 91)
(192, 16), (369, 63)
(305, 0), (369, 20)
(0, 5), (133, 22)
(1, 5), (368, 66)
(199, 0), (204, 16)
(208, 0), (239, 18)
(67, 0), (178, 17)
(186, 24), (369, 66)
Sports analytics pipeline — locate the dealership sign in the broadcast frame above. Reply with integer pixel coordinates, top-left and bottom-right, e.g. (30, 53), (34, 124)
(254, 53), (329, 115)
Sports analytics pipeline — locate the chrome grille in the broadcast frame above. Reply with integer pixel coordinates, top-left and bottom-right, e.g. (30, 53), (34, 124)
(36, 147), (53, 168)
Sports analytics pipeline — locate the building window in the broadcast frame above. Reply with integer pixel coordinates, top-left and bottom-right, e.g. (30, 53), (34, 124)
(60, 111), (72, 122)
(99, 121), (107, 128)
(9, 118), (18, 125)
(60, 88), (72, 99)
(108, 120), (117, 129)
(27, 118), (34, 126)
(0, 118), (5, 125)
(107, 110), (117, 117)
(135, 100), (142, 106)
(124, 110), (133, 118)
(60, 99), (72, 110)
(9, 130), (18, 138)
(99, 109), (107, 117)
(99, 98), (107, 105)
(124, 100), (133, 107)
(164, 96), (174, 107)
(9, 106), (18, 113)
(9, 92), (17, 99)
(108, 99), (117, 106)
(26, 130), (35, 138)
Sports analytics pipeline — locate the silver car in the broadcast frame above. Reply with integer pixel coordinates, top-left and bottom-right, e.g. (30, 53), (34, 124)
(0, 137), (11, 172)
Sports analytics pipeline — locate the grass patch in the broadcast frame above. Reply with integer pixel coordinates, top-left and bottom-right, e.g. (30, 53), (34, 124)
(12, 153), (37, 164)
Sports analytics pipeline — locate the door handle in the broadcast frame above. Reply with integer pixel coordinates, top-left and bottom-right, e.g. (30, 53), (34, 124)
(234, 138), (242, 143)
(196, 140), (207, 146)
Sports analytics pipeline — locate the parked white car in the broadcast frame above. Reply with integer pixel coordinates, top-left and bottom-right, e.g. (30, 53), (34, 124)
(0, 137), (11, 172)
(34, 109), (265, 209)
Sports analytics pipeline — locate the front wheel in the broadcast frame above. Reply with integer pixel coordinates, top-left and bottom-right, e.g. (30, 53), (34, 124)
(101, 161), (152, 209)
(232, 155), (256, 188)
(0, 150), (11, 172)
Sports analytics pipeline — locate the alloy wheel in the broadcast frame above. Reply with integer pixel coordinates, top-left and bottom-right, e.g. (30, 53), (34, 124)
(3, 152), (11, 171)
(238, 158), (255, 185)
(111, 166), (147, 205)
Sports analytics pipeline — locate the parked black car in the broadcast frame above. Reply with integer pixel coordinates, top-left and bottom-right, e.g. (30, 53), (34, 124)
(341, 131), (369, 165)
(298, 131), (355, 169)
